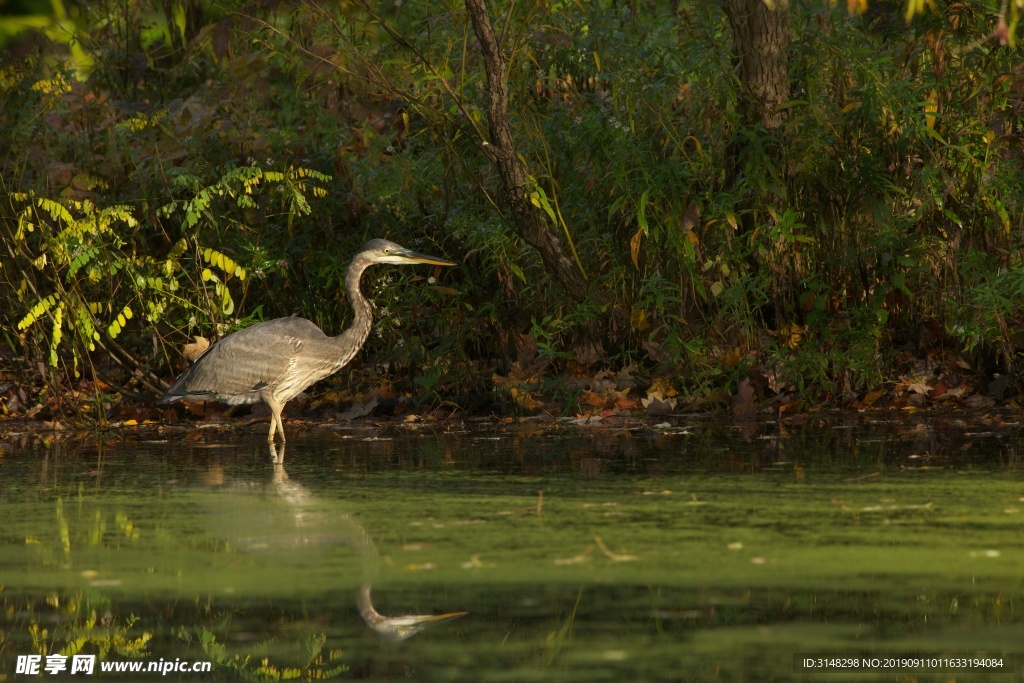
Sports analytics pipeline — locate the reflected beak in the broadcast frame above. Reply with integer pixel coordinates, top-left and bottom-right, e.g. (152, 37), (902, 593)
(411, 610), (469, 624)
(372, 610), (469, 641)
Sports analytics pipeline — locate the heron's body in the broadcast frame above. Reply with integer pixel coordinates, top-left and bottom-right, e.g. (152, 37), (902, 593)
(158, 239), (454, 442)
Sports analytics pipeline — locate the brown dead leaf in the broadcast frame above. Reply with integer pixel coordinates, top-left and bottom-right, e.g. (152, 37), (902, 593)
(510, 386), (541, 411)
(907, 382), (932, 395)
(931, 386), (966, 401)
(647, 378), (678, 398)
(616, 364), (637, 382)
(614, 395), (639, 411)
(589, 371), (617, 393)
(643, 340), (668, 363)
(631, 307), (650, 331)
(181, 401), (207, 418)
(642, 391), (677, 415)
(861, 390), (885, 406)
(780, 323), (806, 350)
(630, 227), (643, 269)
(337, 397), (378, 421)
(183, 336), (210, 363)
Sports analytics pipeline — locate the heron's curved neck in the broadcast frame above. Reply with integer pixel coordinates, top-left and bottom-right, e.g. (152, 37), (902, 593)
(332, 255), (374, 368)
(357, 584), (386, 628)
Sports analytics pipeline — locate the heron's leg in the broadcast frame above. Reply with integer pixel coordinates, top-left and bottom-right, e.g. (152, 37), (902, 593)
(275, 406), (287, 443)
(267, 416), (276, 442)
(265, 397), (285, 443)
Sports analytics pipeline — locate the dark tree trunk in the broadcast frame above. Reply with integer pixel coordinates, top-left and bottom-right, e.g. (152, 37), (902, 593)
(722, 0), (793, 327)
(724, 0), (791, 130)
(464, 0), (626, 329)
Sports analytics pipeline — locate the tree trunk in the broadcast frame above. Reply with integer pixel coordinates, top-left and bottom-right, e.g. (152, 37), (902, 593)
(724, 0), (791, 131)
(464, 0), (625, 328)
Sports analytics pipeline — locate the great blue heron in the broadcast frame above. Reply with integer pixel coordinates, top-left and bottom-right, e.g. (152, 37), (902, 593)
(225, 444), (468, 640)
(158, 239), (455, 442)
(269, 447), (467, 640)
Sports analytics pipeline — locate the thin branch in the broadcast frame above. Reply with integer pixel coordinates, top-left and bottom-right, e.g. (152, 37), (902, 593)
(466, 0), (621, 317)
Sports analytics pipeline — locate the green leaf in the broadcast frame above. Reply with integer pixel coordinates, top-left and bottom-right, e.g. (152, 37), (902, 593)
(68, 247), (98, 279)
(892, 273), (911, 296)
(637, 189), (650, 235)
(508, 263), (527, 284)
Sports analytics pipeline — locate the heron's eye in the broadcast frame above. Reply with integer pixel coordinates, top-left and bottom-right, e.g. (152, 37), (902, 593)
(384, 248), (390, 254)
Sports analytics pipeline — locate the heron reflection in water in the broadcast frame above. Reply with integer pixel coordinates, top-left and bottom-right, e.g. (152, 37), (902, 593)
(267, 442), (467, 640)
(356, 584), (466, 642)
(159, 239), (455, 445)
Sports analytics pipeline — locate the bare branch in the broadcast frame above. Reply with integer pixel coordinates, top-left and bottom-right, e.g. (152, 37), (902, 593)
(464, 0), (624, 325)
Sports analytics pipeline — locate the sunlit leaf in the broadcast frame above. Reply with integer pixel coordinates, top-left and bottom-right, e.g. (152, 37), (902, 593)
(630, 228), (643, 269)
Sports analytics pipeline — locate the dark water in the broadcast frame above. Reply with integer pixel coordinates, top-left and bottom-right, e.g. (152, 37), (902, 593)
(2, 416), (1023, 681)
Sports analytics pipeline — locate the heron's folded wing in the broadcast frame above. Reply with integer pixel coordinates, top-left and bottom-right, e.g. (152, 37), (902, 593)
(165, 328), (305, 399)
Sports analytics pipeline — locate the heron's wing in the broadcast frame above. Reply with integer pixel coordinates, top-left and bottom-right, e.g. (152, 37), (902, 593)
(161, 318), (328, 402)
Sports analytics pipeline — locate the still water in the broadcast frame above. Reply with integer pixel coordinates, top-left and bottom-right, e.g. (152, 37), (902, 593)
(2, 415), (1023, 681)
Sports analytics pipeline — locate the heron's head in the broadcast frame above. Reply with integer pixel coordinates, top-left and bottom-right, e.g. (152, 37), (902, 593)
(358, 585), (467, 641)
(359, 238), (456, 267)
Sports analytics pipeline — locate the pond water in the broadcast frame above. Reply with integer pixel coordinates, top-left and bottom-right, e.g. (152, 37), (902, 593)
(1, 415), (1023, 681)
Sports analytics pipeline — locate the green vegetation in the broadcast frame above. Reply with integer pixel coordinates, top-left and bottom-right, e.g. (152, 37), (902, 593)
(1, 0), (1023, 420)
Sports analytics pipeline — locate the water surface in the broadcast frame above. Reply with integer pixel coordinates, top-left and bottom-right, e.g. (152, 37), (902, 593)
(2, 416), (1023, 680)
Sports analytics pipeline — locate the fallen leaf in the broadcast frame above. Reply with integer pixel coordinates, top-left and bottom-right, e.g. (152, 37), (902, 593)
(861, 390), (885, 406)
(337, 398), (378, 421)
(614, 396), (639, 410)
(642, 391), (677, 415)
(182, 336), (210, 363)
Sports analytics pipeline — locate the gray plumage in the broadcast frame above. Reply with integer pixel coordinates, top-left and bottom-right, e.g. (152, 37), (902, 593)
(158, 239), (455, 443)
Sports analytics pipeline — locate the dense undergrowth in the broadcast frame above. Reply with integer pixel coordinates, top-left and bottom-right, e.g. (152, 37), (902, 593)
(1, 0), (1023, 423)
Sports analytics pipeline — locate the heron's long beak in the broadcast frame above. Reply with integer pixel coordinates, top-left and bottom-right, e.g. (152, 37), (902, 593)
(400, 249), (457, 267)
(409, 610), (469, 625)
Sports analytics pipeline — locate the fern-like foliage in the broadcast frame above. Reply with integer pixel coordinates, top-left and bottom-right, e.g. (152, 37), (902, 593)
(6, 163), (330, 379)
